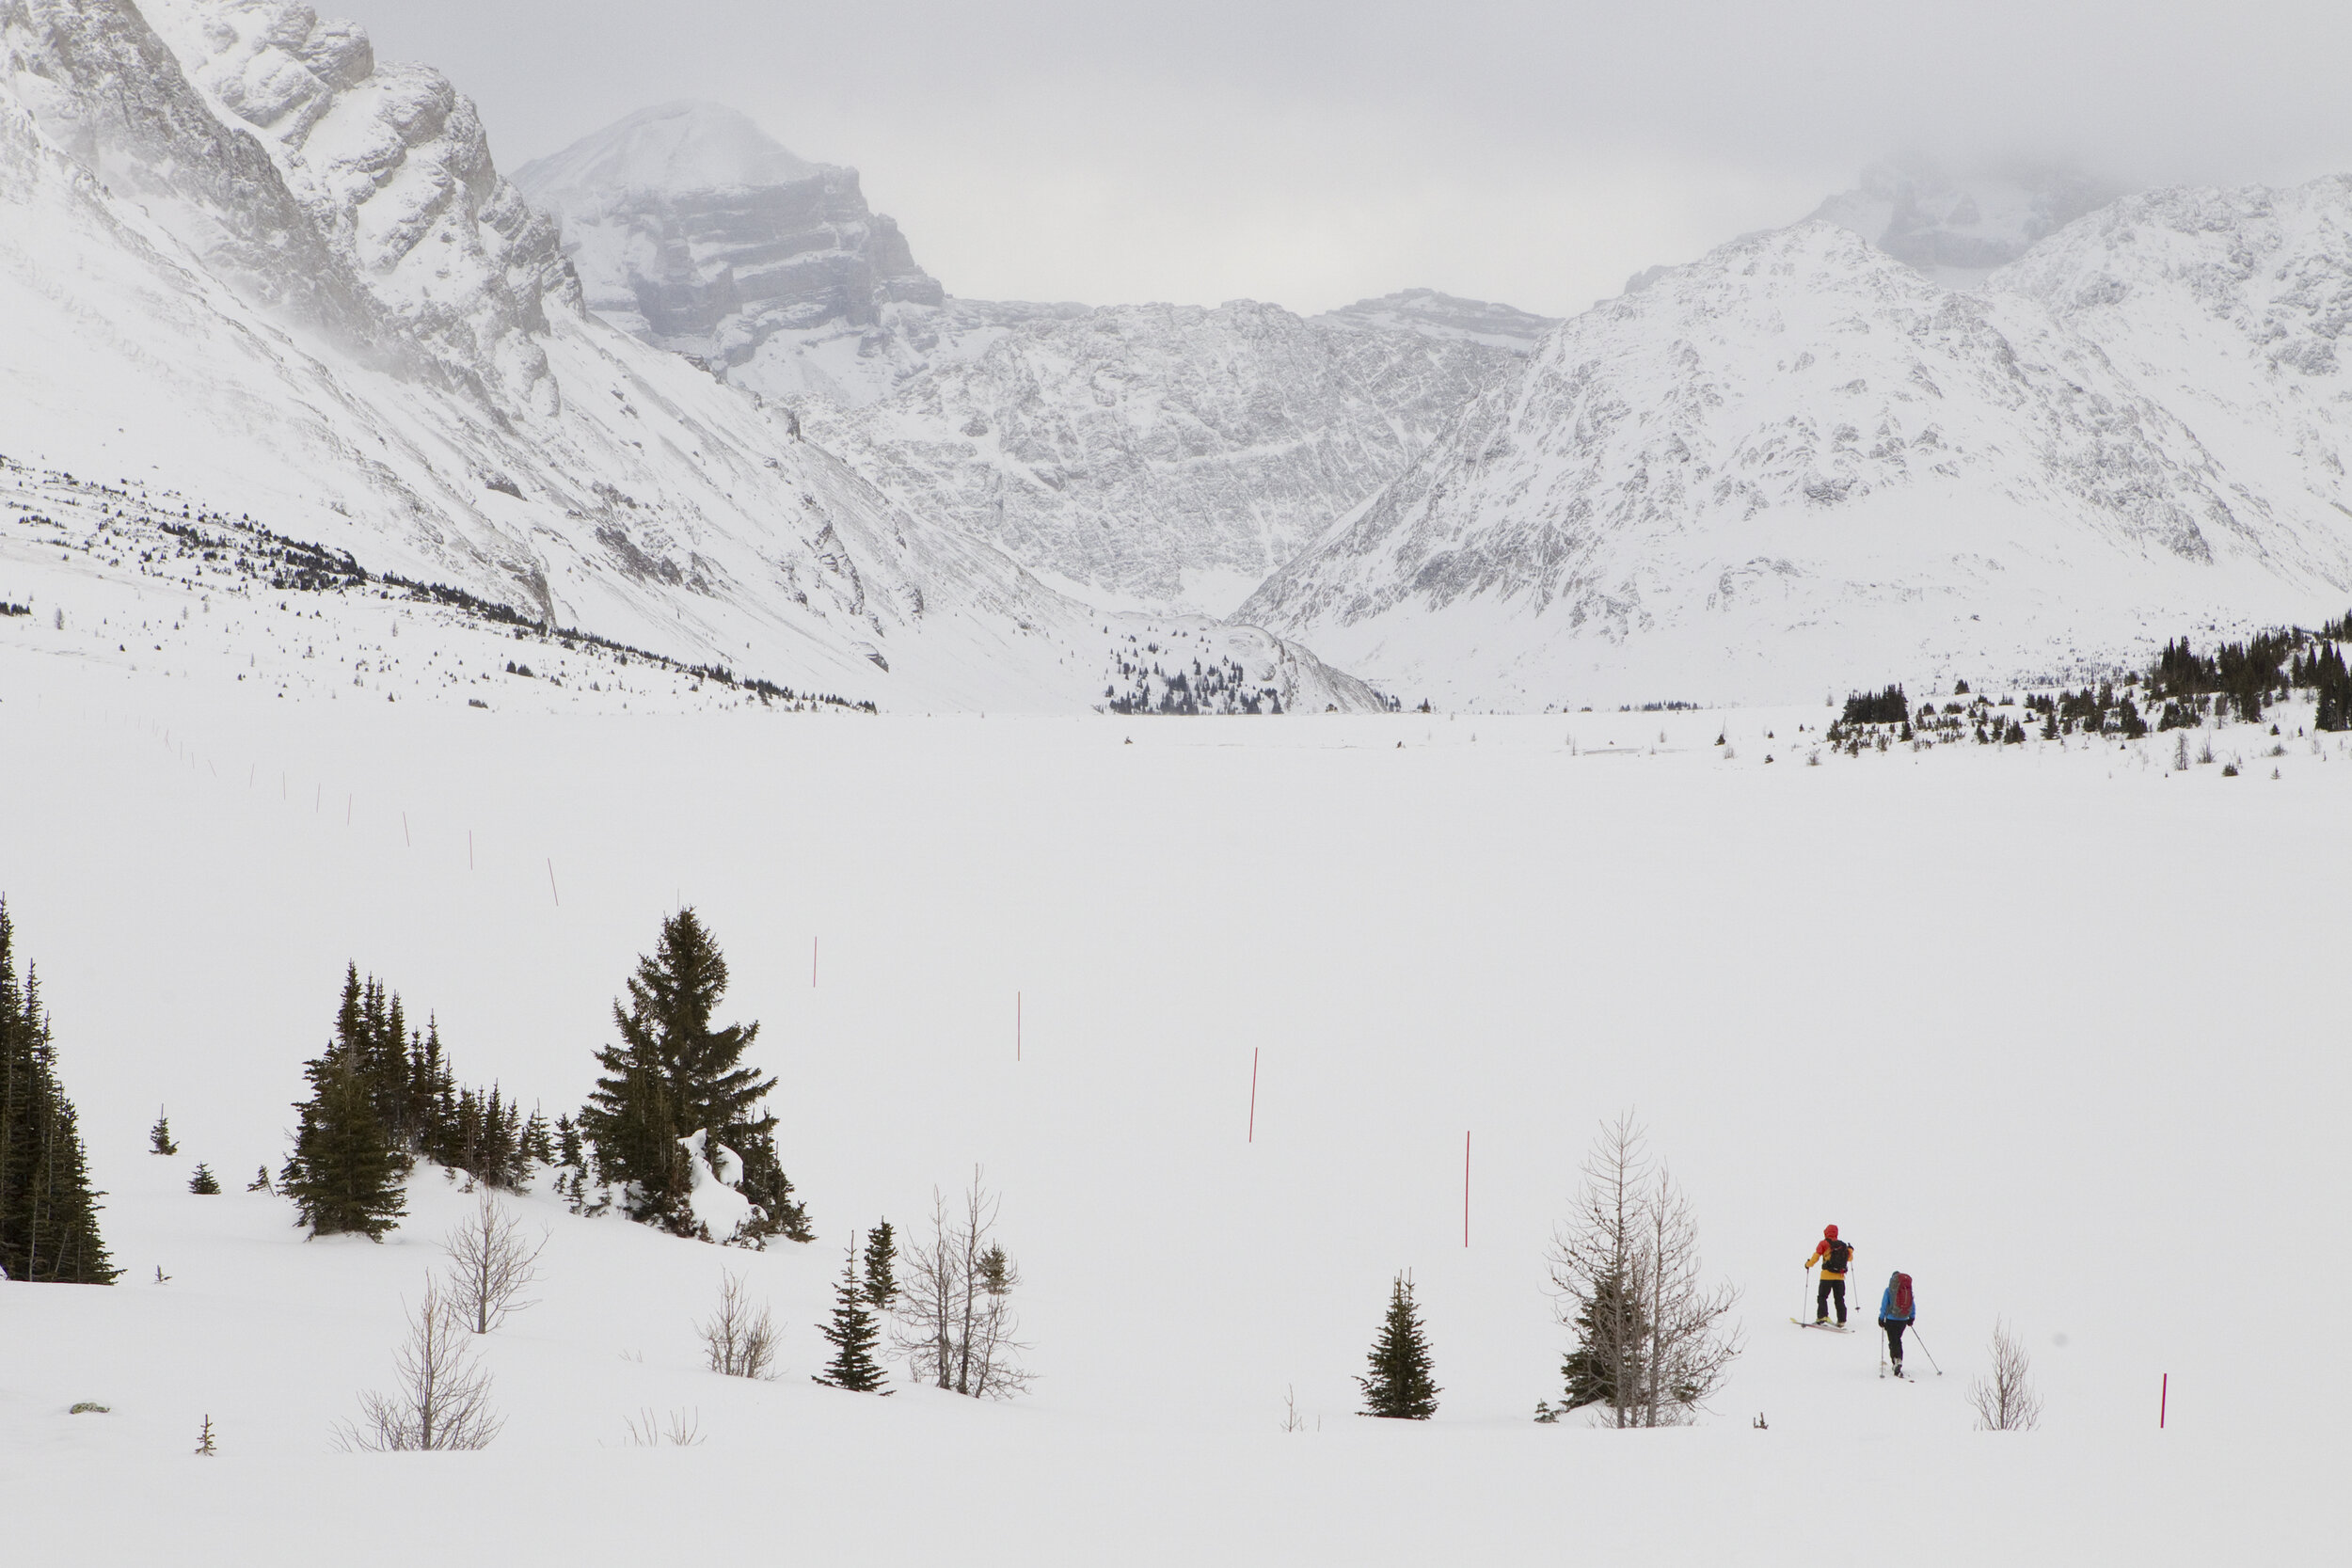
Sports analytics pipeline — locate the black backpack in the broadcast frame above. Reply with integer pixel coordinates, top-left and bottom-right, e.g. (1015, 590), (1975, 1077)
(1826, 1238), (1851, 1272)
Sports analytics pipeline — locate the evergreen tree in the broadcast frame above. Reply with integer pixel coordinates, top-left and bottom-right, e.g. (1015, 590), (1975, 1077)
(149, 1109), (178, 1156)
(1558, 1268), (1647, 1412)
(1357, 1272), (1440, 1419)
(812, 1239), (892, 1393)
(188, 1163), (221, 1196)
(281, 1044), (406, 1241)
(862, 1220), (898, 1309)
(246, 1164), (272, 1193)
(578, 909), (798, 1242)
(0, 901), (118, 1284)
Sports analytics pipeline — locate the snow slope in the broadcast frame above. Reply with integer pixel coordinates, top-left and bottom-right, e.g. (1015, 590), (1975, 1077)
(1242, 219), (2352, 709)
(0, 1), (1377, 713)
(0, 655), (2344, 1560)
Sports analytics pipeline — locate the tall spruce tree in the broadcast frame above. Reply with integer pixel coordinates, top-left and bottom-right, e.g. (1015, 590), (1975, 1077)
(281, 1043), (406, 1240)
(0, 900), (118, 1284)
(1358, 1272), (1440, 1419)
(578, 909), (805, 1242)
(813, 1239), (892, 1393)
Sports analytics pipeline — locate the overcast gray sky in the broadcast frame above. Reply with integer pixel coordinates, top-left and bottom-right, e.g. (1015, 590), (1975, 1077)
(358, 0), (2352, 317)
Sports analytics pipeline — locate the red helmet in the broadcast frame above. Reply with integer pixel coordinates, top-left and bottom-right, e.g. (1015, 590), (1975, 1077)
(1824, 1224), (1839, 1239)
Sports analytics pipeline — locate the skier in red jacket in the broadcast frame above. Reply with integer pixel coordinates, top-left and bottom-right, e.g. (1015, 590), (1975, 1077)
(1804, 1225), (1853, 1326)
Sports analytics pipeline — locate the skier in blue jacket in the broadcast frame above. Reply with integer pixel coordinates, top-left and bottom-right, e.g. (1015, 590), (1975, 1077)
(1878, 1271), (1917, 1377)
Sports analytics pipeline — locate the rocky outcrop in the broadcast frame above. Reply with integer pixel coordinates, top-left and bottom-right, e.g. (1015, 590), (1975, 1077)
(513, 103), (944, 403)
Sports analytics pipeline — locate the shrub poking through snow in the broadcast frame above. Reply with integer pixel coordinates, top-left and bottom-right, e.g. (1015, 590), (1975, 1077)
(339, 1275), (501, 1450)
(442, 1194), (547, 1335)
(698, 1270), (778, 1380)
(187, 1164), (220, 1195)
(1971, 1320), (2043, 1432)
(1358, 1272), (1439, 1419)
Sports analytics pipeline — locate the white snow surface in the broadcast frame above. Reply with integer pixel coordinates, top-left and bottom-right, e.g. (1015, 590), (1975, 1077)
(1243, 215), (2352, 709)
(0, 652), (2343, 1560)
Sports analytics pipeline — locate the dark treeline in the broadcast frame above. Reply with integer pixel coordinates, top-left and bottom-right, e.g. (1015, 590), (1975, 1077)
(0, 900), (115, 1284)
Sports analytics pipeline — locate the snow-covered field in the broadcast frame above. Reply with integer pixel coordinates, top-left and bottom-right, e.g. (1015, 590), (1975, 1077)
(3, 649), (2345, 1560)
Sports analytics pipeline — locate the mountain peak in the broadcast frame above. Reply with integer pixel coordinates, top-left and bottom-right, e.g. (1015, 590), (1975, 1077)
(1805, 156), (2125, 289)
(513, 101), (819, 215)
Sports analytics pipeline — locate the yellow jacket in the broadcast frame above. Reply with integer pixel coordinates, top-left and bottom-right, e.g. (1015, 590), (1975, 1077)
(1805, 1240), (1853, 1279)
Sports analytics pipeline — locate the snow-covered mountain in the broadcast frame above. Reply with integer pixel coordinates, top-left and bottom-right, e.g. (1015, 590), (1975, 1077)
(510, 103), (957, 406)
(521, 104), (1555, 613)
(807, 297), (1543, 612)
(0, 1), (1381, 714)
(1807, 159), (2125, 291)
(1240, 214), (2352, 708)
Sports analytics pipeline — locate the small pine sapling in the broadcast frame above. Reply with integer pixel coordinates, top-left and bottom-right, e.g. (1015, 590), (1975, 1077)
(1357, 1271), (1440, 1419)
(813, 1240), (892, 1393)
(246, 1165), (272, 1193)
(188, 1163), (221, 1195)
(150, 1109), (178, 1156)
(861, 1220), (898, 1309)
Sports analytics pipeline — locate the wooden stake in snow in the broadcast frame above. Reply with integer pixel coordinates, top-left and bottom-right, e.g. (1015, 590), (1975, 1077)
(547, 859), (559, 907)
(1248, 1048), (1259, 1143)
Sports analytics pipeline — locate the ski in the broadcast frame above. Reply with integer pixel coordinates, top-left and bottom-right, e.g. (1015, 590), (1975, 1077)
(1789, 1318), (1853, 1333)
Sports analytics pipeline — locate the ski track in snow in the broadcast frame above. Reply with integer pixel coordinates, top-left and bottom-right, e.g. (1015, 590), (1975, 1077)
(0, 647), (2344, 1561)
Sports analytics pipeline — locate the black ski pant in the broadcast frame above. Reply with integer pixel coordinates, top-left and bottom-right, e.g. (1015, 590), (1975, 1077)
(1882, 1319), (1908, 1365)
(1816, 1276), (1846, 1324)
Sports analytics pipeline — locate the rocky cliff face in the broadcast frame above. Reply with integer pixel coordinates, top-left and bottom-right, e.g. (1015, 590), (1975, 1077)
(813, 296), (1534, 611)
(512, 103), (948, 405)
(1240, 217), (2352, 707)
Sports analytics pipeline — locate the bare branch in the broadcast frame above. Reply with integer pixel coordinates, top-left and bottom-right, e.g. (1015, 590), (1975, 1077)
(699, 1271), (778, 1380)
(1970, 1319), (2043, 1431)
(337, 1275), (503, 1450)
(888, 1165), (1033, 1399)
(442, 1194), (549, 1336)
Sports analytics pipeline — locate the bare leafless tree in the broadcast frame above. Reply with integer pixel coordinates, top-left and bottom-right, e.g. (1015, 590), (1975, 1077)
(621, 1406), (705, 1447)
(698, 1270), (778, 1380)
(1547, 1114), (1740, 1428)
(1970, 1319), (2043, 1431)
(890, 1166), (1033, 1399)
(442, 1194), (548, 1336)
(1279, 1384), (1305, 1433)
(339, 1276), (503, 1451)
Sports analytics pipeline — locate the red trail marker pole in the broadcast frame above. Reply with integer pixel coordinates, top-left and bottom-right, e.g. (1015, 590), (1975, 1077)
(468, 830), (474, 871)
(2160, 1373), (2169, 1429)
(1248, 1049), (1259, 1143)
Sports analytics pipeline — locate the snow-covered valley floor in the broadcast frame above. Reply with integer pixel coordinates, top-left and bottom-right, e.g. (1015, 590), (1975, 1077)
(2, 652), (2344, 1561)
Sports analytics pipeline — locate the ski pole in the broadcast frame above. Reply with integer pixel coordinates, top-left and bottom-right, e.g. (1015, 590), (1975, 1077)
(1908, 1327), (1944, 1375)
